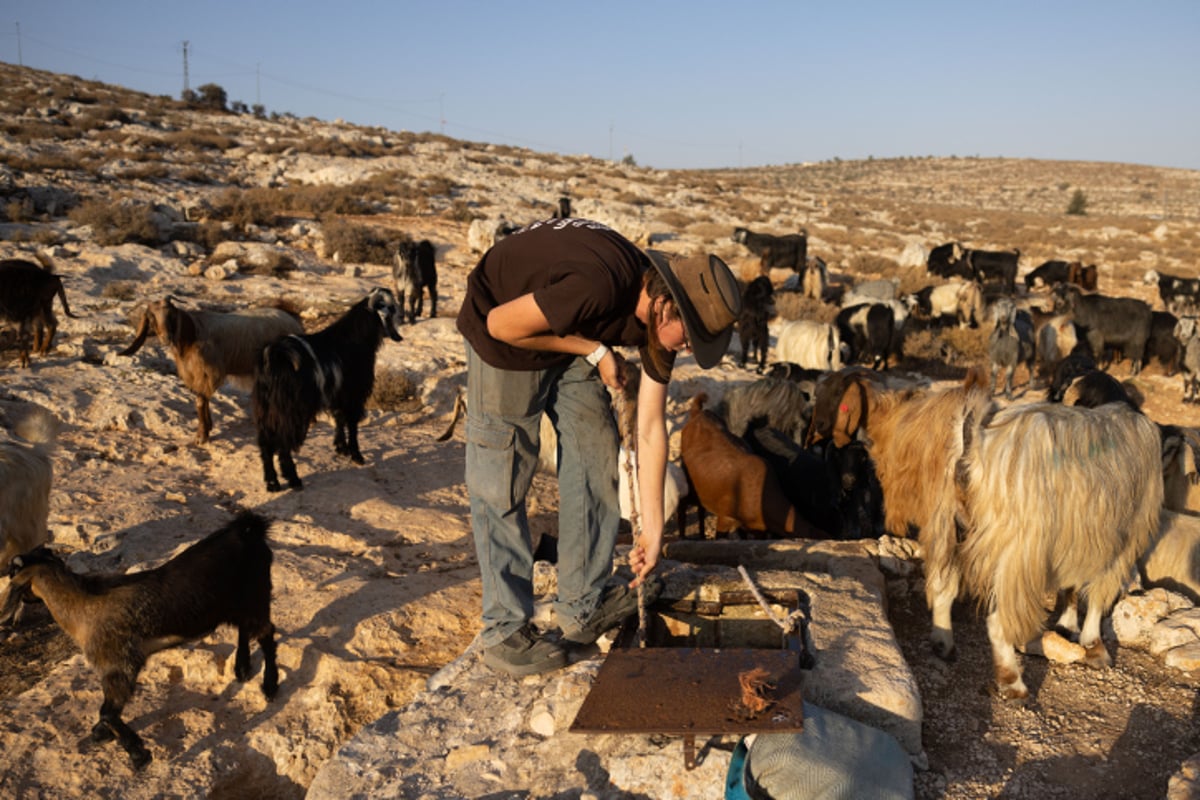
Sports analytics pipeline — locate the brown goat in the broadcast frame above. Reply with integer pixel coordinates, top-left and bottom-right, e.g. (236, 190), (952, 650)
(678, 392), (826, 539)
(121, 297), (303, 444)
(0, 257), (78, 368)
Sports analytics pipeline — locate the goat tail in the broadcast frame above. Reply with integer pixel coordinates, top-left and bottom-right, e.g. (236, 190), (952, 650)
(56, 279), (78, 319)
(689, 392), (709, 418)
(11, 405), (61, 450)
(229, 509), (272, 545)
(253, 339), (321, 451)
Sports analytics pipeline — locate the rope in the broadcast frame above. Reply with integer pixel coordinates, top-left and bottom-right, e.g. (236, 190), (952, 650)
(614, 365), (647, 648)
(737, 565), (807, 636)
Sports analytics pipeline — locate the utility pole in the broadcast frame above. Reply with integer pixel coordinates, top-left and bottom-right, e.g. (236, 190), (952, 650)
(256, 62), (260, 106)
(181, 40), (189, 95)
(15, 22), (21, 67)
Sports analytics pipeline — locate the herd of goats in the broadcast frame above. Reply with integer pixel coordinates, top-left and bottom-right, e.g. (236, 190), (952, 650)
(1, 222), (1200, 769)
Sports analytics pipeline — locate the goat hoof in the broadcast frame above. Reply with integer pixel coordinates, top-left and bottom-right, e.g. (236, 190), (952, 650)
(287, 478), (304, 491)
(265, 480), (283, 493)
(1082, 639), (1112, 668)
(91, 722), (115, 743)
(130, 746), (152, 770)
(932, 642), (957, 662)
(350, 453), (365, 465)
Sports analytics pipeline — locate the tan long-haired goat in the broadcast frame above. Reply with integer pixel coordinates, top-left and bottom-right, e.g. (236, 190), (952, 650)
(808, 367), (1163, 700)
(120, 297), (302, 444)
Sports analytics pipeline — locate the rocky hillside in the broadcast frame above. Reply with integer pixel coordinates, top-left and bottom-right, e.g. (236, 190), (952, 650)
(1, 61), (1199, 799)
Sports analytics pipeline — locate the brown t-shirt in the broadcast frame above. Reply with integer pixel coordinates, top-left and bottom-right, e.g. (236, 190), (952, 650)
(456, 218), (674, 382)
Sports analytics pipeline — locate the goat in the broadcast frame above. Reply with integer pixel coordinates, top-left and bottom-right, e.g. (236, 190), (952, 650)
(1058, 369), (1143, 410)
(678, 393), (825, 539)
(552, 196), (572, 219)
(1052, 284), (1152, 375)
(0, 257), (79, 368)
(926, 242), (975, 281)
(392, 238), (438, 324)
(802, 256), (828, 301)
(1145, 269), (1200, 316)
(967, 248), (1020, 294)
(807, 368), (1163, 700)
(1144, 310), (1180, 375)
(717, 376), (813, 445)
(835, 303), (896, 370)
(1175, 316), (1200, 403)
(736, 276), (774, 373)
(1024, 259), (1074, 290)
(0, 511), (277, 769)
(912, 280), (983, 329)
(253, 288), (404, 491)
(744, 419), (883, 540)
(776, 320), (845, 372)
(987, 298), (1034, 400)
(121, 297), (303, 445)
(0, 404), (59, 620)
(1046, 342), (1102, 403)
(765, 362), (826, 384)
(731, 227), (807, 272)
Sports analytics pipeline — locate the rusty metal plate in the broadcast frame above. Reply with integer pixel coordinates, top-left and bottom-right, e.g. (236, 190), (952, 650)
(569, 648), (804, 736)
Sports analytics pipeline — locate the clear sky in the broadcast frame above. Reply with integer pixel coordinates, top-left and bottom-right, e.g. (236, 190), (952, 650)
(3, 1), (1198, 171)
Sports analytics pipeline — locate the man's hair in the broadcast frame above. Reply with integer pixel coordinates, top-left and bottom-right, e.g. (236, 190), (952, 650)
(643, 265), (678, 376)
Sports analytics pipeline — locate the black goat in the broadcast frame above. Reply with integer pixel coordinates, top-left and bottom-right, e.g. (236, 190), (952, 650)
(253, 288), (404, 491)
(0, 511), (278, 770)
(552, 196), (572, 219)
(1024, 259), (1075, 290)
(0, 258), (78, 368)
(1046, 344), (1099, 402)
(744, 420), (884, 540)
(737, 276), (774, 373)
(1056, 368), (1144, 410)
(392, 239), (438, 323)
(731, 227), (807, 271)
(1052, 284), (1153, 375)
(835, 303), (895, 370)
(967, 248), (1020, 294)
(1145, 310), (1181, 375)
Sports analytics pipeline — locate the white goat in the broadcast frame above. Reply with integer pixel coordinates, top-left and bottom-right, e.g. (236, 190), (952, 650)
(776, 320), (845, 371)
(1, 404), (58, 569)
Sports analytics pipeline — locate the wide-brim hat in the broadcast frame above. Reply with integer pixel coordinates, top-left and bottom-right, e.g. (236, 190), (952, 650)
(645, 250), (742, 369)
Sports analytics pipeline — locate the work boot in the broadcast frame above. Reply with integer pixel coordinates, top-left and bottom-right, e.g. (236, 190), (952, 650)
(562, 576), (664, 646)
(482, 624), (567, 677)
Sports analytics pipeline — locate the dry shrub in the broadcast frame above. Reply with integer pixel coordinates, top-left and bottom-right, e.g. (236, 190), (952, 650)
(163, 129), (237, 152)
(68, 200), (163, 246)
(904, 325), (989, 367)
(369, 368), (422, 412)
(848, 252), (901, 278)
(687, 221), (732, 241)
(102, 281), (140, 301)
(773, 292), (833, 322)
(655, 210), (693, 229)
(320, 217), (393, 265)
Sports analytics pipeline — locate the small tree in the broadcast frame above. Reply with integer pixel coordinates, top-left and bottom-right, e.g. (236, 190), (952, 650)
(196, 83), (228, 112)
(1066, 188), (1088, 215)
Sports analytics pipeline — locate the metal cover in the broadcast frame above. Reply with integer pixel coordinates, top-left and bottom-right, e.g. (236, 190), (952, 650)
(569, 647), (804, 736)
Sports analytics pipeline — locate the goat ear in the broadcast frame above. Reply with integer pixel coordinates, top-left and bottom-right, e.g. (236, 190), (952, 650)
(833, 380), (866, 447)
